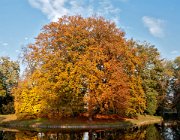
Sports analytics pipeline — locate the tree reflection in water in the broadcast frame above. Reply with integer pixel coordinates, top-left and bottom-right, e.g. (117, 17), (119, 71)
(0, 123), (179, 140)
(159, 123), (180, 140)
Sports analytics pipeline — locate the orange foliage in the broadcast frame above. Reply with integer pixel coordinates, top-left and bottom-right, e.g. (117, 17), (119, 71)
(13, 16), (146, 119)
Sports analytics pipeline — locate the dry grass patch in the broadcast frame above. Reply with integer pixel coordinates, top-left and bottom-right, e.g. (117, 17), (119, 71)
(125, 115), (162, 126)
(0, 114), (17, 123)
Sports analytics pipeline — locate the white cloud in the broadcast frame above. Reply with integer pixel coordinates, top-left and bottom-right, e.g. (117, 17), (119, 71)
(118, 0), (129, 2)
(24, 37), (29, 40)
(0, 42), (8, 46)
(170, 50), (178, 54)
(28, 0), (121, 23)
(3, 43), (8, 46)
(15, 50), (20, 53)
(142, 16), (165, 38)
(28, 0), (68, 21)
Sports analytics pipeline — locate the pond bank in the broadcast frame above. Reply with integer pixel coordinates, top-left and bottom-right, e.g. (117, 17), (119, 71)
(0, 114), (163, 131)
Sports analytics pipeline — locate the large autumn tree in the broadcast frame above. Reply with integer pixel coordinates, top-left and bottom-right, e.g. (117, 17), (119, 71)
(13, 16), (133, 119)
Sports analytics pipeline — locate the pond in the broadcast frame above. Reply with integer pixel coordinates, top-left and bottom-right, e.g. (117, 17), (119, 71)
(0, 122), (179, 140)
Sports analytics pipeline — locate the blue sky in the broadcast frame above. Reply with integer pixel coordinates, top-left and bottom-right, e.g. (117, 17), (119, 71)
(0, 0), (180, 64)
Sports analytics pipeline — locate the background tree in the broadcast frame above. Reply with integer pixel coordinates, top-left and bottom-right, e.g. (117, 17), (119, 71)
(135, 42), (168, 115)
(126, 41), (170, 115)
(158, 57), (180, 117)
(172, 56), (180, 117)
(0, 57), (19, 114)
(0, 73), (6, 96)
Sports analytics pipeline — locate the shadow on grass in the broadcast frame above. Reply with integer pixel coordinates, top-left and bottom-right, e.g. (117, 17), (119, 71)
(0, 115), (134, 132)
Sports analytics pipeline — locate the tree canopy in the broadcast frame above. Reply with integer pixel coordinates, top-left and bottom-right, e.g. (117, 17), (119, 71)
(11, 15), (179, 119)
(13, 16), (133, 119)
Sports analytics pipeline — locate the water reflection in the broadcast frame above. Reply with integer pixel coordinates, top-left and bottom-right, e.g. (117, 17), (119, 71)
(158, 122), (180, 140)
(0, 123), (179, 140)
